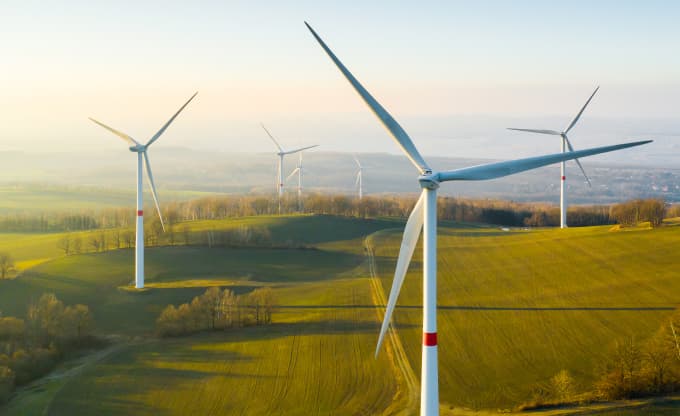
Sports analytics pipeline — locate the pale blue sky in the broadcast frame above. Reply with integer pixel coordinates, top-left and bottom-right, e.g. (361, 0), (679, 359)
(1, 1), (679, 160)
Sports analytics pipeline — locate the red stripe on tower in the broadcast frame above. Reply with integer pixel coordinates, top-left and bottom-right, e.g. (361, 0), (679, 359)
(423, 332), (437, 346)
(137, 210), (143, 216)
(561, 176), (566, 181)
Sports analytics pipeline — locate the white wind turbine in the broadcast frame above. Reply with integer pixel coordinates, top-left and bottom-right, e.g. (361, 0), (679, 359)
(305, 22), (650, 416)
(353, 155), (363, 200)
(286, 152), (311, 210)
(261, 124), (318, 210)
(508, 86), (599, 228)
(89, 92), (197, 289)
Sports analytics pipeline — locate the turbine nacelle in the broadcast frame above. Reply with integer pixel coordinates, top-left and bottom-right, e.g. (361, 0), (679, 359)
(129, 144), (146, 153)
(418, 173), (440, 190)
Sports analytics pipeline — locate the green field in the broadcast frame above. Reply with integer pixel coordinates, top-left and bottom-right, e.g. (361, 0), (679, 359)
(371, 223), (680, 410)
(2, 215), (680, 414)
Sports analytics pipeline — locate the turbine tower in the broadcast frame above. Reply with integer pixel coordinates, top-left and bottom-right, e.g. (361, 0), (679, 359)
(508, 87), (599, 228)
(286, 152), (310, 211)
(261, 124), (318, 212)
(89, 92), (197, 289)
(305, 22), (650, 416)
(353, 155), (363, 200)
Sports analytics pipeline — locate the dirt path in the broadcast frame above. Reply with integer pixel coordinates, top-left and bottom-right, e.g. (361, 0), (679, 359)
(6, 336), (139, 416)
(364, 234), (419, 416)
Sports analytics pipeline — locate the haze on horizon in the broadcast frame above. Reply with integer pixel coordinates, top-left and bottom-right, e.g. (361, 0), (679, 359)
(2, 0), (680, 163)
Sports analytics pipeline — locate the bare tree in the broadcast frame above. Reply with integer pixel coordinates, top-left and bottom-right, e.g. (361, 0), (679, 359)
(89, 235), (101, 252)
(57, 235), (71, 255)
(0, 253), (15, 279)
(73, 236), (83, 254)
(182, 225), (191, 245)
(113, 230), (121, 249)
(167, 224), (176, 246)
(123, 230), (134, 248)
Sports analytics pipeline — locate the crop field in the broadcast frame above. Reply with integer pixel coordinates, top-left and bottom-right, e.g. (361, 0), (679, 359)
(42, 278), (404, 416)
(370, 222), (680, 410)
(3, 214), (680, 415)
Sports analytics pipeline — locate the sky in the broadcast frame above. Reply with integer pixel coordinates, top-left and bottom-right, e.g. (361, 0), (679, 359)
(2, 1), (680, 161)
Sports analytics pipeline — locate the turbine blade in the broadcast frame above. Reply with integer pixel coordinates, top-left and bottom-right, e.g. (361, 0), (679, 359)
(437, 140), (652, 182)
(261, 124), (284, 152)
(564, 136), (592, 187)
(88, 118), (140, 146)
(146, 92), (198, 147)
(564, 86), (599, 134)
(284, 144), (319, 155)
(143, 151), (165, 232)
(355, 171), (361, 187)
(305, 22), (430, 174)
(353, 154), (362, 168)
(507, 128), (562, 136)
(375, 191), (425, 356)
(286, 168), (300, 182)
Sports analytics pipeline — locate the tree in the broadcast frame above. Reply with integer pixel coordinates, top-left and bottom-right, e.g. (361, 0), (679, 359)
(113, 229), (121, 249)
(57, 235), (71, 255)
(182, 225), (191, 245)
(89, 235), (101, 252)
(156, 305), (181, 337)
(644, 334), (672, 391)
(0, 253), (15, 279)
(167, 224), (176, 245)
(62, 304), (93, 340)
(72, 235), (83, 254)
(221, 289), (237, 327)
(257, 287), (276, 324)
(26, 293), (65, 346)
(0, 366), (14, 404)
(123, 230), (134, 249)
(550, 370), (575, 401)
(200, 287), (222, 330)
(99, 231), (107, 251)
(639, 199), (665, 228)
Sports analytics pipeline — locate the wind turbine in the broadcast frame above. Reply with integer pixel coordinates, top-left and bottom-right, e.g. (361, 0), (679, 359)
(353, 155), (363, 200)
(286, 152), (310, 210)
(89, 92), (197, 289)
(261, 124), (318, 212)
(508, 87), (599, 228)
(305, 22), (650, 416)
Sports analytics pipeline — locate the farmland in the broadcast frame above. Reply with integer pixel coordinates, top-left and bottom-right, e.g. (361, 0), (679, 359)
(371, 222), (680, 410)
(1, 214), (680, 414)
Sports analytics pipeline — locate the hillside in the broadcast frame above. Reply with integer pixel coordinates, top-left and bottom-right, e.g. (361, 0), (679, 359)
(371, 221), (680, 410)
(2, 215), (680, 414)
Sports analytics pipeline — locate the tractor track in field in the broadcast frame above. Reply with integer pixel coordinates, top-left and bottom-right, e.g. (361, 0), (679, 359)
(364, 235), (419, 415)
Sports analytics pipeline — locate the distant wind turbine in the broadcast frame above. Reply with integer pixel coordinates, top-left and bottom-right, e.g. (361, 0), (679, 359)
(353, 155), (363, 200)
(305, 22), (650, 416)
(261, 124), (318, 212)
(89, 92), (197, 289)
(286, 152), (312, 211)
(508, 86), (599, 228)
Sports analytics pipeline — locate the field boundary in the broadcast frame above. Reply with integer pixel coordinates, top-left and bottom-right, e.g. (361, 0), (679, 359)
(365, 234), (419, 415)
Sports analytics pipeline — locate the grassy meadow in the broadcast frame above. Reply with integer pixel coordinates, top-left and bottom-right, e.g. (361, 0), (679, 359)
(371, 222), (680, 410)
(1, 211), (680, 414)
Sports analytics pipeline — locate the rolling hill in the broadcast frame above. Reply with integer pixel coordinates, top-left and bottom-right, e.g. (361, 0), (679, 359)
(2, 215), (680, 414)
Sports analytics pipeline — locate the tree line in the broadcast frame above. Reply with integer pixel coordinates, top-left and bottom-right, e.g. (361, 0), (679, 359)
(156, 287), (276, 337)
(594, 311), (680, 400)
(0, 294), (95, 403)
(2, 194), (673, 235)
(521, 309), (680, 411)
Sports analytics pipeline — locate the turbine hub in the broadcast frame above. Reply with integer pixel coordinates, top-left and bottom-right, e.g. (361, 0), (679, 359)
(129, 145), (145, 152)
(418, 172), (440, 190)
